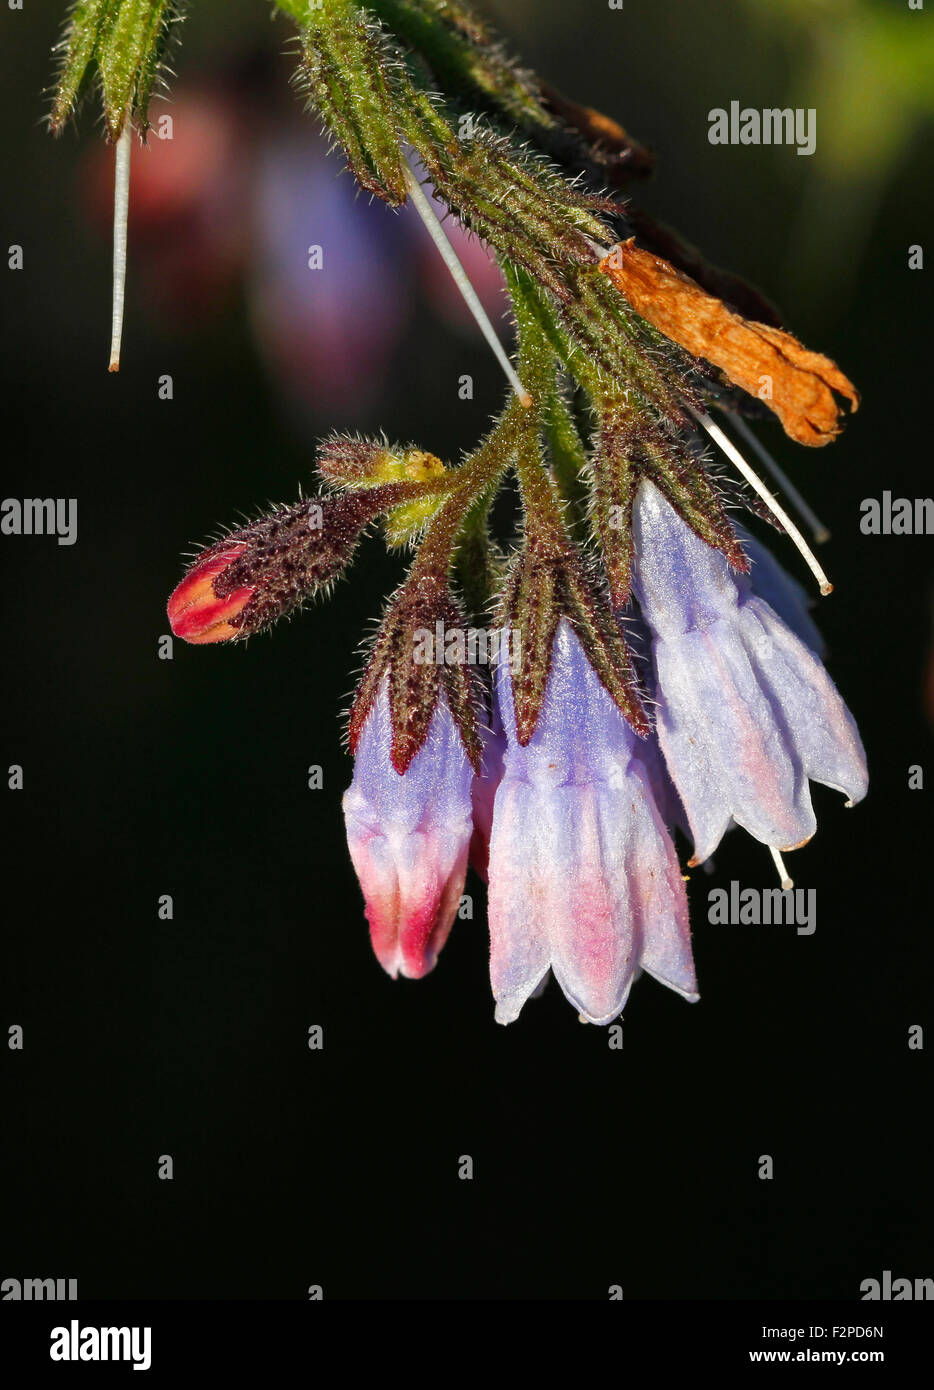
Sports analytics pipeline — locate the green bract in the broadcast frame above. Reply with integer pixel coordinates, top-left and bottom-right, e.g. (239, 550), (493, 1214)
(52, 0), (178, 139)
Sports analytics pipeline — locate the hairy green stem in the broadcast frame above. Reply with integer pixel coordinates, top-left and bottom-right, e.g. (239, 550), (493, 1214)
(408, 396), (524, 578)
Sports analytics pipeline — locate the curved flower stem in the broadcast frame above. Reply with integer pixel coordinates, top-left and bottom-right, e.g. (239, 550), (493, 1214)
(540, 383), (591, 528)
(504, 261), (578, 553)
(408, 396), (525, 579)
(407, 271), (564, 588)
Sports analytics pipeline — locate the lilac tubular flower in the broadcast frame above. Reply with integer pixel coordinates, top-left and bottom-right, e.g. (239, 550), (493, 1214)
(735, 523), (825, 657)
(631, 480), (868, 866)
(342, 682), (473, 980)
(487, 620), (697, 1025)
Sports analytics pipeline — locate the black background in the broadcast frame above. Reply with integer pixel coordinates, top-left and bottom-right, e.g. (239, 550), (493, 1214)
(1, 0), (931, 1300)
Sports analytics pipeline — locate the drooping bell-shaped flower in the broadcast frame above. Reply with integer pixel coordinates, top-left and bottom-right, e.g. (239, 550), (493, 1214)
(487, 620), (697, 1025)
(631, 480), (868, 866)
(342, 680), (474, 981)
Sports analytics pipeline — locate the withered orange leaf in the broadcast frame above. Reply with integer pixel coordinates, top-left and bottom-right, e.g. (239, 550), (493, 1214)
(598, 239), (859, 446)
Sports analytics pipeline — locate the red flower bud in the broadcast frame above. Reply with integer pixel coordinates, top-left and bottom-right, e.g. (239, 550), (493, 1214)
(167, 490), (409, 647)
(167, 546), (254, 645)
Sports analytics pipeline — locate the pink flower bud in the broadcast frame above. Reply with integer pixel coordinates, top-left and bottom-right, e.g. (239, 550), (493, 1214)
(167, 546), (253, 645)
(343, 682), (474, 980)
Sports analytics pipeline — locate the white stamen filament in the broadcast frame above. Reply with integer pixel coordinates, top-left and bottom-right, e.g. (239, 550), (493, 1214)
(728, 415), (831, 545)
(108, 125), (131, 373)
(402, 159), (532, 408)
(692, 408), (833, 596)
(769, 846), (794, 891)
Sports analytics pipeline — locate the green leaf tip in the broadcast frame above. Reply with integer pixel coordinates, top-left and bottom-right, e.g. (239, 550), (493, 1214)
(51, 0), (179, 141)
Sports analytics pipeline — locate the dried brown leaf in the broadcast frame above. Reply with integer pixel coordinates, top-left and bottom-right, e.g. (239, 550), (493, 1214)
(599, 239), (859, 446)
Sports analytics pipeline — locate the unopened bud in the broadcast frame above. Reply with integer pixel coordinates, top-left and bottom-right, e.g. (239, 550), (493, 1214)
(167, 545), (253, 645)
(318, 437), (448, 547)
(319, 435), (446, 488)
(168, 493), (386, 645)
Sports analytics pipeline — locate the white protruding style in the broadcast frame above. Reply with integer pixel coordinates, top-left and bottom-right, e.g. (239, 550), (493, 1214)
(769, 846), (794, 891)
(109, 125), (131, 373)
(728, 414), (831, 545)
(692, 408), (834, 596)
(402, 158), (532, 408)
